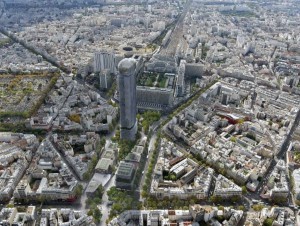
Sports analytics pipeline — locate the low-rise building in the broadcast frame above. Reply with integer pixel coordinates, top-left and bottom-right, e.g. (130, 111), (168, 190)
(40, 208), (95, 226)
(116, 161), (136, 190)
(214, 174), (242, 198)
(0, 206), (36, 226)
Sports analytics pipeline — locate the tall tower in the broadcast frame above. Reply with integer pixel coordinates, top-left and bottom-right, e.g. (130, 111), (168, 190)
(118, 58), (137, 141)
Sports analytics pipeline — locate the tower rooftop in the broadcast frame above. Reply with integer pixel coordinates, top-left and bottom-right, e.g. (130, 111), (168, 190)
(118, 58), (136, 76)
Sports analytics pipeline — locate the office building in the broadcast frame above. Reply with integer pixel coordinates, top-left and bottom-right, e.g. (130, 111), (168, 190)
(94, 50), (116, 74)
(115, 161), (136, 190)
(137, 87), (174, 111)
(99, 68), (112, 90)
(175, 60), (186, 97)
(118, 58), (138, 141)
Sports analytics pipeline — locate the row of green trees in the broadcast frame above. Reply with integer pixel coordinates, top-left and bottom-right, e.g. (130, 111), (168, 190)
(145, 196), (196, 210)
(209, 195), (241, 204)
(0, 122), (48, 138)
(86, 185), (104, 223)
(141, 131), (161, 198)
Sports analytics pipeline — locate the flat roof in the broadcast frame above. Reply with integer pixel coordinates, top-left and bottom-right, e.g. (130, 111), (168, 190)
(103, 150), (115, 159)
(86, 180), (101, 193)
(116, 161), (135, 176)
(125, 152), (141, 162)
(96, 158), (113, 170)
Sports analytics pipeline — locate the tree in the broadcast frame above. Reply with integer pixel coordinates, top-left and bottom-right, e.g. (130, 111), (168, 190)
(91, 154), (98, 165)
(140, 111), (161, 134)
(68, 114), (81, 123)
(216, 215), (225, 222)
(230, 136), (237, 143)
(231, 195), (241, 202)
(112, 203), (123, 212)
(210, 195), (221, 203)
(242, 186), (247, 194)
(93, 197), (102, 204)
(195, 153), (202, 161)
(37, 196), (46, 204)
(87, 209), (93, 216)
(100, 138), (106, 147)
(252, 204), (264, 211)
(218, 205), (224, 210)
(6, 204), (14, 208)
(237, 118), (245, 124)
(238, 205), (245, 211)
(74, 184), (83, 197)
(118, 139), (135, 160)
(272, 196), (287, 204)
(86, 198), (93, 206)
(93, 207), (102, 223)
(83, 172), (90, 181)
(141, 190), (148, 198)
(96, 185), (104, 197)
(263, 218), (274, 226)
(169, 174), (176, 181)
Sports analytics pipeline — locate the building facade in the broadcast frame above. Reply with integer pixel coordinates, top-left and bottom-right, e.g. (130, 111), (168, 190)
(118, 58), (138, 141)
(94, 50), (116, 74)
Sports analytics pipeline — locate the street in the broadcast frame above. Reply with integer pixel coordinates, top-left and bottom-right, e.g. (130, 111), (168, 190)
(99, 174), (116, 226)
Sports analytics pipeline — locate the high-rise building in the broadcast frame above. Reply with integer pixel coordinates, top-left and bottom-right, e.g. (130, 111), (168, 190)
(118, 58), (138, 141)
(94, 51), (116, 74)
(221, 91), (229, 105)
(99, 69), (112, 90)
(175, 60), (186, 97)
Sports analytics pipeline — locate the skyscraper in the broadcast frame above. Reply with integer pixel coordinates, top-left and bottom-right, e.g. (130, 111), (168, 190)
(94, 50), (116, 74)
(118, 58), (137, 141)
(175, 59), (186, 97)
(99, 69), (112, 90)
